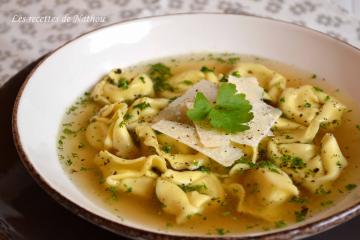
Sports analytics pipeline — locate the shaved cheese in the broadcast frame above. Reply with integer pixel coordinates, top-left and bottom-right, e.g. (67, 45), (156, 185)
(154, 80), (217, 123)
(151, 120), (243, 167)
(153, 77), (281, 166)
(195, 76), (281, 148)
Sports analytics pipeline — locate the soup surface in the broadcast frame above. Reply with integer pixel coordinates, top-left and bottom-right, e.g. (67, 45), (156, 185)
(57, 53), (360, 236)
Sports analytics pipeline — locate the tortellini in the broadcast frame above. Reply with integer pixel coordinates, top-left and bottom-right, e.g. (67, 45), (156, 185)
(230, 63), (287, 102)
(85, 103), (138, 158)
(94, 150), (167, 197)
(156, 169), (224, 223)
(135, 123), (210, 170)
(226, 167), (299, 220)
(91, 71), (154, 105)
(273, 87), (346, 144)
(126, 97), (169, 129)
(159, 69), (220, 98)
(268, 133), (347, 193)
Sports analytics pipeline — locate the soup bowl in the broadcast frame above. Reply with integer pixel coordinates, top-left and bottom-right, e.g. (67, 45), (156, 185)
(13, 13), (360, 239)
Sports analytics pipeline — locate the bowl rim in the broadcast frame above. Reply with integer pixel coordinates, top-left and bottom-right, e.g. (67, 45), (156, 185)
(12, 12), (360, 240)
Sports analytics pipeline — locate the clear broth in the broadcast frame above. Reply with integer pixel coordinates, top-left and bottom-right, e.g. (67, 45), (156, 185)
(57, 53), (360, 235)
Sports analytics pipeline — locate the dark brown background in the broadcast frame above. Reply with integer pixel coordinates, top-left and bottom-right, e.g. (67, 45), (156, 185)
(1, 58), (359, 240)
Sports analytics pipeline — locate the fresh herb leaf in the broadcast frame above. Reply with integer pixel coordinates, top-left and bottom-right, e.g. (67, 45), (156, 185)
(186, 92), (212, 121)
(187, 83), (253, 133)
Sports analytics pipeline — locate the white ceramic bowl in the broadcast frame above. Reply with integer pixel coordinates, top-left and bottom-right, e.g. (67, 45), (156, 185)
(13, 13), (360, 239)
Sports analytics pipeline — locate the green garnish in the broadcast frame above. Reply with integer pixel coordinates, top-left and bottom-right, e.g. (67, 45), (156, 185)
(279, 97), (285, 103)
(161, 145), (172, 153)
(227, 57), (240, 64)
(356, 124), (360, 131)
(106, 186), (118, 200)
(187, 83), (253, 133)
(320, 200), (333, 207)
(117, 78), (129, 89)
(133, 102), (151, 110)
(304, 102), (311, 108)
(345, 184), (357, 191)
(274, 220), (287, 228)
(289, 196), (308, 204)
(179, 184), (208, 193)
(148, 63), (173, 92)
(200, 66), (214, 73)
(295, 206), (309, 222)
(313, 86), (323, 92)
(280, 155), (306, 169)
(215, 228), (228, 236)
(231, 71), (241, 78)
(181, 80), (193, 85)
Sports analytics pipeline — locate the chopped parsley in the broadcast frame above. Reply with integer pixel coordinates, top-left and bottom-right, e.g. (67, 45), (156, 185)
(148, 63), (173, 92)
(179, 184), (208, 193)
(313, 86), (323, 92)
(117, 78), (129, 89)
(304, 102), (312, 108)
(345, 183), (357, 191)
(215, 228), (229, 236)
(231, 71), (241, 78)
(200, 66), (214, 73)
(198, 166), (210, 173)
(280, 155), (306, 169)
(289, 196), (308, 204)
(315, 185), (331, 195)
(106, 186), (118, 200)
(356, 124), (360, 131)
(274, 220), (287, 228)
(227, 57), (240, 64)
(161, 145), (172, 153)
(133, 102), (151, 110)
(186, 83), (253, 133)
(279, 97), (285, 103)
(181, 80), (193, 85)
(295, 206), (309, 222)
(320, 200), (333, 207)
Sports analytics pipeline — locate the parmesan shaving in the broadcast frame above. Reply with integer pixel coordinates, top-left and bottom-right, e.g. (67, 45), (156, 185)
(195, 76), (281, 148)
(151, 120), (243, 167)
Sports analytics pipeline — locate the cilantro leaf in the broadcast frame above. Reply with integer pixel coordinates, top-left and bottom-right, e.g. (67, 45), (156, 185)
(187, 83), (253, 133)
(186, 92), (212, 121)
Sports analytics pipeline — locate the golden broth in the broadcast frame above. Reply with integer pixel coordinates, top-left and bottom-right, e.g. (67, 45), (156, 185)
(57, 53), (360, 236)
